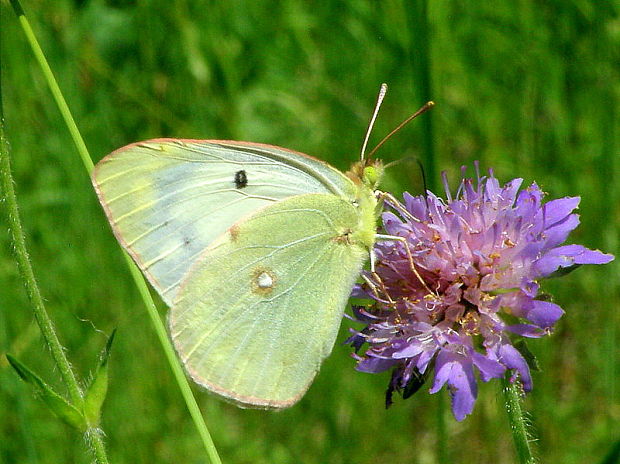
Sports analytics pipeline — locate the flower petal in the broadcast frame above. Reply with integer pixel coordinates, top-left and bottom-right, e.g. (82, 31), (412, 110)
(525, 300), (564, 329)
(535, 245), (615, 276)
(472, 352), (506, 381)
(506, 324), (545, 338)
(356, 356), (398, 373)
(350, 284), (370, 298)
(429, 349), (477, 421)
(382, 212), (409, 236)
(429, 350), (454, 394)
(449, 362), (477, 422)
(392, 342), (425, 359)
(500, 178), (524, 207)
(499, 343), (532, 391)
(543, 214), (580, 248)
(542, 196), (580, 226)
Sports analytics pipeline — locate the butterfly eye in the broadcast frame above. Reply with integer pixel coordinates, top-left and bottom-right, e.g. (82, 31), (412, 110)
(362, 163), (384, 190)
(234, 170), (248, 189)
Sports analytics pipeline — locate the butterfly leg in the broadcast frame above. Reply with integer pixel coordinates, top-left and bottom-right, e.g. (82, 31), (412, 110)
(361, 272), (396, 307)
(374, 190), (420, 223)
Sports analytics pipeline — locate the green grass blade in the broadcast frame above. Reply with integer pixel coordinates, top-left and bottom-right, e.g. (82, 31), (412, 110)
(8, 0), (92, 173)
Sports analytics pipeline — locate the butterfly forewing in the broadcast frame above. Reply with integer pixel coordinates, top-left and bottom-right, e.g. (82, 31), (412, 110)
(170, 193), (369, 408)
(93, 139), (355, 305)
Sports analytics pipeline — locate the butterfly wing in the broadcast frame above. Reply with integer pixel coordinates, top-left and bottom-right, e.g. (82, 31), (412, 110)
(92, 139), (355, 305)
(169, 193), (370, 408)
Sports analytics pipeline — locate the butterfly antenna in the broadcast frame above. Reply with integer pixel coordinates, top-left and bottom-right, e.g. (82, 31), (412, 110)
(366, 101), (435, 160)
(360, 83), (388, 162)
(383, 155), (415, 170)
(416, 158), (428, 196)
(415, 158), (431, 210)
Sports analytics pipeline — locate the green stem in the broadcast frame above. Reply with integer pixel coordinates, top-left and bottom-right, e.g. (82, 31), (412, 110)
(2, 112), (110, 463)
(406, 1), (444, 460)
(501, 375), (537, 464)
(125, 255), (223, 464)
(436, 393), (448, 463)
(1, 115), (111, 462)
(8, 1), (221, 462)
(86, 427), (110, 464)
(405, 0), (437, 192)
(8, 0), (93, 174)
(0, 122), (84, 407)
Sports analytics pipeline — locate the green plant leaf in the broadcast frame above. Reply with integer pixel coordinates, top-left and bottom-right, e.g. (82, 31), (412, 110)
(514, 340), (540, 372)
(84, 330), (116, 426)
(6, 354), (86, 431)
(547, 264), (581, 279)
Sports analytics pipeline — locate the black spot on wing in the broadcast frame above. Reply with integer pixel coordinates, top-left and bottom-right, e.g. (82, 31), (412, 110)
(234, 170), (248, 189)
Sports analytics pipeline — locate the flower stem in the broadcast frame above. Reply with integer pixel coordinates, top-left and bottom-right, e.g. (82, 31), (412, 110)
(7, 1), (222, 462)
(501, 374), (537, 464)
(436, 393), (448, 463)
(86, 428), (110, 464)
(0, 119), (85, 406)
(1, 111), (109, 461)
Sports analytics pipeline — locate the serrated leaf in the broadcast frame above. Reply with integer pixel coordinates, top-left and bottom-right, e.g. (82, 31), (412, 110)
(84, 330), (116, 426)
(6, 354), (86, 430)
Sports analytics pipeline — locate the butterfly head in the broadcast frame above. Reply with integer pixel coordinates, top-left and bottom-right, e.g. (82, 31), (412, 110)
(362, 160), (384, 190)
(347, 159), (384, 191)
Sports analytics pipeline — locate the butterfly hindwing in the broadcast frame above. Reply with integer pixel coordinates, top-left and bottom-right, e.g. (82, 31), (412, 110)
(93, 139), (355, 305)
(169, 193), (369, 408)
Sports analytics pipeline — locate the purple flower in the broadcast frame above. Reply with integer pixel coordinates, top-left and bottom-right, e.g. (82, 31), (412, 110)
(349, 165), (613, 421)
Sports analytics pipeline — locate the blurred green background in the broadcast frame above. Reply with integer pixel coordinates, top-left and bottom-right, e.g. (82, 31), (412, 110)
(1, 1), (619, 463)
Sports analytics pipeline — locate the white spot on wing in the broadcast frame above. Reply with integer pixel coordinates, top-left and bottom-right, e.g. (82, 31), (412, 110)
(252, 268), (277, 295)
(257, 271), (274, 288)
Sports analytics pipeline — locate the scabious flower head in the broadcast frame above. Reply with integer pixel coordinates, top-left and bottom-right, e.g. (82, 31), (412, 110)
(348, 164), (614, 421)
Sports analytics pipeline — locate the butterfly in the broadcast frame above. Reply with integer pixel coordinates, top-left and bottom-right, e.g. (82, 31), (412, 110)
(92, 84), (432, 408)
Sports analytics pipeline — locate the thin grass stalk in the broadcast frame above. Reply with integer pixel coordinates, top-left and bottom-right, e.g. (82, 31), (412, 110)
(123, 253), (223, 464)
(7, 0), (92, 173)
(405, 0), (436, 192)
(404, 1), (445, 461)
(7, 1), (222, 462)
